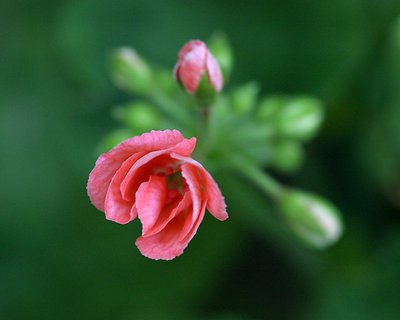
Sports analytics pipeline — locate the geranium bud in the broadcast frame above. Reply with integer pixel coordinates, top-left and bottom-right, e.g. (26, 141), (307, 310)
(231, 82), (260, 114)
(174, 40), (224, 95)
(257, 96), (287, 122)
(112, 102), (160, 132)
(279, 190), (343, 249)
(276, 97), (324, 141)
(270, 140), (304, 172)
(111, 47), (152, 94)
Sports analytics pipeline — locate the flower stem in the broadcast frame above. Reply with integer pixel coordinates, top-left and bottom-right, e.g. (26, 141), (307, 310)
(150, 90), (193, 127)
(230, 157), (285, 200)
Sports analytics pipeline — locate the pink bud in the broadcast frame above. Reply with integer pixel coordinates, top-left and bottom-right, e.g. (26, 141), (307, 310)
(174, 40), (223, 94)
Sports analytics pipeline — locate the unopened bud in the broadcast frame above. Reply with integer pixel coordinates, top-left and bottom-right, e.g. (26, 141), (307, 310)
(270, 140), (304, 172)
(257, 96), (287, 122)
(174, 40), (223, 95)
(276, 97), (323, 141)
(231, 82), (260, 114)
(112, 102), (159, 131)
(279, 190), (343, 248)
(111, 48), (152, 94)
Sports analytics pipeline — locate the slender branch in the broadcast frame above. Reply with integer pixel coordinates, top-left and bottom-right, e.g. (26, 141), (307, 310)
(149, 90), (193, 127)
(229, 156), (285, 200)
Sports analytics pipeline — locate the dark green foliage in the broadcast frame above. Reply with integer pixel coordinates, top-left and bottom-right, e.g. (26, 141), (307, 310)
(1, 0), (400, 319)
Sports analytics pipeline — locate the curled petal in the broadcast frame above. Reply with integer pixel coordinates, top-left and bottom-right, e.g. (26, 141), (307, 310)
(145, 191), (192, 238)
(202, 169), (228, 221)
(171, 154), (228, 221)
(104, 152), (144, 224)
(87, 130), (185, 211)
(179, 163), (203, 240)
(136, 175), (168, 235)
(120, 138), (196, 202)
(206, 52), (224, 92)
(135, 213), (187, 260)
(135, 201), (206, 260)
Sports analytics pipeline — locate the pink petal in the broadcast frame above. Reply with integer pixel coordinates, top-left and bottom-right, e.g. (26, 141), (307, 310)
(174, 41), (199, 81)
(135, 199), (205, 261)
(179, 163), (203, 240)
(120, 138), (196, 202)
(135, 213), (188, 260)
(126, 129), (185, 152)
(87, 130), (185, 211)
(177, 40), (206, 62)
(145, 190), (192, 237)
(87, 149), (134, 212)
(181, 201), (207, 244)
(103, 152), (144, 224)
(171, 154), (228, 221)
(136, 199), (207, 260)
(178, 44), (207, 94)
(136, 175), (168, 235)
(206, 51), (224, 92)
(202, 169), (228, 221)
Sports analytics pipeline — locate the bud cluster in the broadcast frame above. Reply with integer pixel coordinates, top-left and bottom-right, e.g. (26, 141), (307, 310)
(101, 34), (343, 251)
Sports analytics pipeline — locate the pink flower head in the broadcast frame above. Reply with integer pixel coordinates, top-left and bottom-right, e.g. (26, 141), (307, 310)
(174, 40), (224, 94)
(87, 130), (228, 260)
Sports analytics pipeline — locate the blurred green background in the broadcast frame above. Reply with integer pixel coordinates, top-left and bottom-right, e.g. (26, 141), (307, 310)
(2, 0), (400, 319)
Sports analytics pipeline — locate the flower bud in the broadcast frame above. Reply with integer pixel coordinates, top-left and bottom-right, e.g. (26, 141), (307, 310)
(279, 190), (343, 249)
(257, 96), (287, 122)
(270, 140), (304, 172)
(111, 47), (152, 94)
(112, 101), (160, 131)
(276, 97), (323, 141)
(231, 82), (260, 114)
(174, 40), (223, 95)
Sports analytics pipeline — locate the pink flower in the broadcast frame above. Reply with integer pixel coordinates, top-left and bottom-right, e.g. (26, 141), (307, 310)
(174, 40), (223, 94)
(87, 130), (228, 260)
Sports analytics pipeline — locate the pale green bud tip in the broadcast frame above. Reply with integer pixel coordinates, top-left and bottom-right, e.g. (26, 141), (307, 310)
(257, 96), (287, 121)
(112, 102), (159, 131)
(111, 47), (152, 94)
(231, 82), (260, 114)
(276, 97), (324, 141)
(279, 190), (343, 249)
(270, 140), (304, 172)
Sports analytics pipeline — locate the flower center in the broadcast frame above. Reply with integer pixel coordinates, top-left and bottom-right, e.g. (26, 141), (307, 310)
(166, 171), (188, 195)
(152, 162), (188, 201)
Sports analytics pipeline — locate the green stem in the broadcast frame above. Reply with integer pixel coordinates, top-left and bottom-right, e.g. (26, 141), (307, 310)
(150, 90), (193, 127)
(230, 157), (285, 200)
(192, 105), (211, 163)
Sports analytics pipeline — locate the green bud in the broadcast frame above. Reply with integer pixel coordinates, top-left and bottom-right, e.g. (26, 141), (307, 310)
(279, 190), (343, 249)
(195, 74), (218, 106)
(208, 32), (234, 80)
(112, 102), (160, 131)
(231, 82), (260, 114)
(111, 47), (152, 95)
(257, 96), (287, 122)
(97, 129), (133, 153)
(276, 97), (323, 141)
(270, 140), (304, 172)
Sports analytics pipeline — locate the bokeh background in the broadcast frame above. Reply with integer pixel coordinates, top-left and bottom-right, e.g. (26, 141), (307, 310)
(2, 0), (400, 319)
